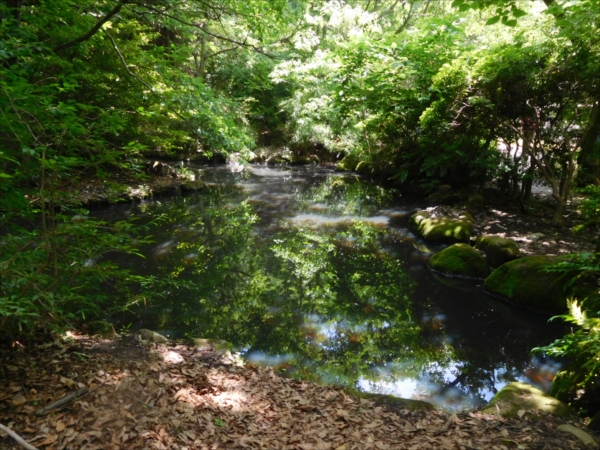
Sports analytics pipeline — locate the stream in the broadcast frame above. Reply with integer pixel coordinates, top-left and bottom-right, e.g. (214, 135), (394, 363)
(95, 164), (564, 411)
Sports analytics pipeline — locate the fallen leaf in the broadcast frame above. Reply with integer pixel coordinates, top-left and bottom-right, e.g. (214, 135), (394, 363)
(10, 394), (27, 407)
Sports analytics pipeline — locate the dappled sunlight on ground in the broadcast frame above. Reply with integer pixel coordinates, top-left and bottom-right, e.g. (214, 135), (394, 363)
(1, 335), (597, 449)
(471, 202), (595, 256)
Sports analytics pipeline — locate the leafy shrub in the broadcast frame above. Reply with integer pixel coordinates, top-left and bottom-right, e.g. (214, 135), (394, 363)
(0, 213), (156, 339)
(533, 253), (600, 415)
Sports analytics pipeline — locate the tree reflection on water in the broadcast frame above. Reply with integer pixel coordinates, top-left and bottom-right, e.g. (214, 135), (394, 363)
(104, 165), (563, 411)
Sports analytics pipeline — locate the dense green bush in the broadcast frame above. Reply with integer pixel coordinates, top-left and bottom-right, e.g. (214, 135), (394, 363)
(533, 253), (600, 416)
(0, 212), (156, 339)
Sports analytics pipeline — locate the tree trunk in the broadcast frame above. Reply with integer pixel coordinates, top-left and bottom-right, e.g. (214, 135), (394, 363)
(198, 33), (207, 79)
(552, 195), (567, 225)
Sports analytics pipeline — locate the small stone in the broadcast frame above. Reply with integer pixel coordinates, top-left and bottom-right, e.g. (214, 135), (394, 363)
(136, 329), (168, 343)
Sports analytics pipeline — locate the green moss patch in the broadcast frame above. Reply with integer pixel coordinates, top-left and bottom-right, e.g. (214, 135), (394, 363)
(481, 382), (574, 419)
(409, 209), (473, 244)
(483, 255), (575, 315)
(429, 243), (491, 280)
(475, 235), (520, 268)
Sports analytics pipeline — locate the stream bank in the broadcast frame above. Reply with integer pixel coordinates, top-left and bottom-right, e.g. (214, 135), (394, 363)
(1, 333), (598, 449)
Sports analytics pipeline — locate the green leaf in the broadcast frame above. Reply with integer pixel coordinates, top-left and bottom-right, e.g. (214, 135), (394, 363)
(485, 16), (501, 25)
(451, 0), (465, 7)
(512, 9), (527, 18)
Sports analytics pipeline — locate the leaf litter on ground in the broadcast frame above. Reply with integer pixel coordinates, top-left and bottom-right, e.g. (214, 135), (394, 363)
(1, 333), (598, 449)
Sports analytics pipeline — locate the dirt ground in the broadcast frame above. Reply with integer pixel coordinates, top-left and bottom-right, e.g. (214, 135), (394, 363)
(1, 333), (598, 450)
(470, 183), (597, 257)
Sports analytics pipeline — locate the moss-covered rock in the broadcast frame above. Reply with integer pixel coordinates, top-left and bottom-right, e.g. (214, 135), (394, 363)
(429, 243), (491, 280)
(409, 208), (473, 244)
(466, 192), (485, 210)
(481, 382), (574, 419)
(475, 235), (520, 268)
(483, 255), (575, 314)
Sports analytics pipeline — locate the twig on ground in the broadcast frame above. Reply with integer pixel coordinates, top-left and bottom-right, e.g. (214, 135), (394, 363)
(35, 387), (89, 416)
(34, 379), (109, 416)
(0, 423), (39, 450)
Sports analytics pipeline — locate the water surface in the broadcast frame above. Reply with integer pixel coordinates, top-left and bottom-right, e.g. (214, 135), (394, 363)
(97, 164), (563, 411)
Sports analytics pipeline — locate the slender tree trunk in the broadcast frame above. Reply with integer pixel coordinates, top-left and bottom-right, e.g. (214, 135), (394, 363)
(198, 32), (207, 79)
(551, 192), (567, 225)
(518, 130), (535, 210)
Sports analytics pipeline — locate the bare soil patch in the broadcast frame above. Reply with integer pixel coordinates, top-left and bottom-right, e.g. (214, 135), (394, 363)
(470, 186), (596, 257)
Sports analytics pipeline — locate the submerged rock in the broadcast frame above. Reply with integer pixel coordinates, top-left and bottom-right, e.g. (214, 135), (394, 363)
(474, 235), (520, 268)
(481, 382), (574, 419)
(429, 243), (491, 280)
(483, 255), (575, 314)
(181, 179), (207, 192)
(409, 207), (473, 244)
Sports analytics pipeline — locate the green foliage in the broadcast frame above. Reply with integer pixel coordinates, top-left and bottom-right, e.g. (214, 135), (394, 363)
(533, 298), (600, 415)
(575, 185), (600, 233)
(0, 0), (308, 337)
(0, 213), (156, 338)
(532, 253), (600, 414)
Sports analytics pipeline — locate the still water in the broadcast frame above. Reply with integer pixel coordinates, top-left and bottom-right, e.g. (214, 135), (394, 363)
(97, 164), (563, 411)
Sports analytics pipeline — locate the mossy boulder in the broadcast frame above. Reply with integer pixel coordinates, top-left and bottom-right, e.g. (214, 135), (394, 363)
(481, 382), (574, 419)
(475, 235), (520, 268)
(483, 255), (575, 314)
(429, 243), (491, 280)
(466, 192), (485, 210)
(409, 208), (473, 244)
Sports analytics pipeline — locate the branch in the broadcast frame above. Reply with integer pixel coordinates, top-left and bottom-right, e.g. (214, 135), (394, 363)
(0, 424), (38, 450)
(54, 0), (128, 53)
(126, 2), (278, 58)
(205, 45), (239, 60)
(35, 387), (89, 416)
(395, 1), (415, 35)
